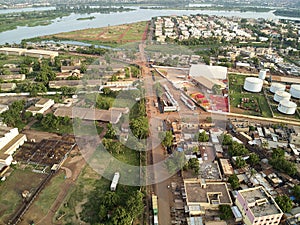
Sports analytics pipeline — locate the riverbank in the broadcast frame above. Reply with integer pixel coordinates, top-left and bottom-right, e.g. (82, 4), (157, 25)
(25, 21), (149, 48)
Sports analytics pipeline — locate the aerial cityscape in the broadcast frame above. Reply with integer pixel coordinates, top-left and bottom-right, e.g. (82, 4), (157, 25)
(0, 0), (300, 225)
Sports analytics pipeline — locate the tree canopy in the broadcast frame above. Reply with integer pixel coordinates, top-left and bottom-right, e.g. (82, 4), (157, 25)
(228, 174), (240, 190)
(275, 195), (293, 213)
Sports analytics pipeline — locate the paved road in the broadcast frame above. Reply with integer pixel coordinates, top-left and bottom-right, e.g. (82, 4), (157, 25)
(137, 43), (173, 225)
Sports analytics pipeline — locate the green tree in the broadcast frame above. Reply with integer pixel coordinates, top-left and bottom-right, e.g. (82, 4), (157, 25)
(248, 153), (260, 166)
(235, 157), (247, 168)
(275, 195), (293, 213)
(103, 191), (119, 209)
(98, 204), (107, 221)
(110, 207), (132, 225)
(61, 86), (76, 96)
(228, 174), (240, 189)
(197, 131), (209, 142)
(105, 123), (116, 139)
(160, 131), (173, 148)
(126, 191), (144, 218)
(222, 134), (233, 145)
(219, 205), (233, 220)
(272, 148), (285, 159)
(187, 158), (200, 174)
(293, 185), (300, 202)
(130, 117), (149, 139)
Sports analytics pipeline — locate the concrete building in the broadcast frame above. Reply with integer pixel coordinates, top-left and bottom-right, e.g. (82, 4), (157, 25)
(25, 49), (58, 59)
(54, 106), (129, 124)
(26, 98), (55, 116)
(1, 74), (26, 82)
(219, 158), (234, 176)
(0, 47), (27, 56)
(235, 187), (283, 225)
(0, 104), (9, 114)
(290, 126), (300, 145)
(184, 179), (232, 215)
(49, 80), (101, 89)
(0, 47), (58, 59)
(0, 125), (27, 166)
(0, 83), (17, 92)
(189, 64), (228, 80)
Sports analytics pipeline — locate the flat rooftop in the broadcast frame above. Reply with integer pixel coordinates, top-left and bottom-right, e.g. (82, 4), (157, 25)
(54, 106), (127, 124)
(239, 187), (282, 217)
(190, 64), (227, 80)
(199, 162), (222, 180)
(36, 98), (52, 105)
(184, 180), (232, 205)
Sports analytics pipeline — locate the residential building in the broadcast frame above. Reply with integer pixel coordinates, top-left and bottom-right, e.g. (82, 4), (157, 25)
(184, 179), (232, 215)
(1, 74), (26, 82)
(235, 187), (283, 225)
(0, 83), (17, 91)
(26, 98), (54, 116)
(0, 104), (9, 114)
(290, 126), (300, 145)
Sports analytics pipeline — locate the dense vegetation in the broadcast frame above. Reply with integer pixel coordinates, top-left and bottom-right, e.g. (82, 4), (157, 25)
(269, 148), (297, 176)
(0, 100), (29, 129)
(80, 184), (144, 225)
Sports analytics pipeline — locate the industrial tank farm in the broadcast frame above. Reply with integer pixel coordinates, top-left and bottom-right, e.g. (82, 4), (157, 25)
(290, 84), (300, 99)
(270, 82), (286, 93)
(274, 91), (291, 103)
(278, 100), (297, 115)
(243, 77), (263, 93)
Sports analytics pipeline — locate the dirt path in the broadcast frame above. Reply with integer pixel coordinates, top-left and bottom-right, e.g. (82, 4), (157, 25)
(34, 157), (87, 225)
(118, 24), (132, 43)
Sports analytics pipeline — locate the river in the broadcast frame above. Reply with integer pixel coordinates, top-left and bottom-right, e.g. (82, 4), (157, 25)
(0, 7), (299, 45)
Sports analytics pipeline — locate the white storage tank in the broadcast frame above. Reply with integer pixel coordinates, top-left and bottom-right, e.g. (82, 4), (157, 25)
(259, 69), (267, 80)
(243, 77), (263, 93)
(270, 82), (285, 93)
(290, 84), (300, 99)
(274, 91), (291, 103)
(278, 100), (297, 115)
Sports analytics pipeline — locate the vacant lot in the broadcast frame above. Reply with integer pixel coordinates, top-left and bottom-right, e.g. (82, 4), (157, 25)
(42, 21), (149, 47)
(54, 164), (102, 225)
(0, 168), (47, 225)
(229, 74), (272, 118)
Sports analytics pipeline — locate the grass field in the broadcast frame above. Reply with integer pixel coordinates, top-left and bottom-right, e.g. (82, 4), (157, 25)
(31, 171), (65, 214)
(145, 43), (193, 55)
(229, 74), (273, 118)
(40, 21), (149, 47)
(55, 165), (103, 224)
(0, 168), (47, 225)
(56, 141), (141, 224)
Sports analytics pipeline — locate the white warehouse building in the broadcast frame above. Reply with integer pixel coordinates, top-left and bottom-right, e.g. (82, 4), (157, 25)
(290, 84), (300, 99)
(243, 77), (263, 93)
(274, 91), (291, 103)
(270, 83), (286, 93)
(278, 100), (297, 115)
(0, 126), (27, 166)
